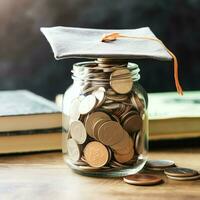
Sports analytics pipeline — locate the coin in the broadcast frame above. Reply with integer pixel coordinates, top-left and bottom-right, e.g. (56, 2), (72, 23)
(92, 87), (106, 107)
(164, 167), (199, 177)
(67, 138), (81, 162)
(114, 149), (134, 163)
(69, 97), (81, 121)
(114, 140), (133, 155)
(111, 114), (120, 123)
(84, 141), (109, 168)
(85, 111), (111, 138)
(127, 62), (139, 70)
(122, 113), (142, 133)
(70, 120), (87, 144)
(106, 89), (117, 96)
(93, 118), (109, 140)
(79, 94), (97, 114)
(98, 121), (124, 146)
(135, 131), (144, 155)
(102, 103), (121, 110)
(146, 160), (175, 169)
(110, 69), (133, 94)
(145, 167), (166, 171)
(131, 93), (144, 113)
(111, 131), (134, 155)
(106, 94), (128, 102)
(166, 174), (200, 181)
(123, 174), (163, 186)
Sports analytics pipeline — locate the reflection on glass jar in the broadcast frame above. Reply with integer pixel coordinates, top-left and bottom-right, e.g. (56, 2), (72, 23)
(62, 58), (148, 177)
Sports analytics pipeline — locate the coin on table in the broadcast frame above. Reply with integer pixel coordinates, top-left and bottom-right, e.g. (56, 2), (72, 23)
(114, 149), (134, 164)
(123, 174), (163, 186)
(146, 160), (175, 169)
(67, 138), (81, 162)
(166, 174), (200, 181)
(69, 97), (81, 121)
(84, 141), (109, 168)
(110, 69), (133, 94)
(164, 167), (199, 177)
(70, 120), (87, 144)
(79, 94), (97, 115)
(98, 121), (124, 146)
(85, 111), (111, 138)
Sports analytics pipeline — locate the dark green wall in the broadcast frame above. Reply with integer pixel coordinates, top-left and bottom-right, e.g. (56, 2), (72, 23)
(0, 0), (199, 99)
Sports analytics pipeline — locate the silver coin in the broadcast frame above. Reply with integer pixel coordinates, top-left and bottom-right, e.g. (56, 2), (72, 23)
(79, 94), (97, 114)
(164, 167), (199, 177)
(67, 138), (81, 162)
(146, 160), (175, 168)
(70, 120), (87, 144)
(166, 174), (200, 181)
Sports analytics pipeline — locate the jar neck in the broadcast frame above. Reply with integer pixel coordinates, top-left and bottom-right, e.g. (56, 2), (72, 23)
(71, 59), (140, 91)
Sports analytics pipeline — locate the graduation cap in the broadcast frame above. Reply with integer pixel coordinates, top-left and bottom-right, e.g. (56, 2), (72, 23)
(40, 26), (183, 95)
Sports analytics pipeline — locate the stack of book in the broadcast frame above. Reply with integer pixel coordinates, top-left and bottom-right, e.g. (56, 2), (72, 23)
(1, 90), (199, 154)
(0, 90), (62, 154)
(148, 91), (200, 140)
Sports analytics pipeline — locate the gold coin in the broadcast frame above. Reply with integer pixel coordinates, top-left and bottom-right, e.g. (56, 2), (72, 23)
(106, 89), (117, 96)
(112, 135), (134, 155)
(79, 94), (97, 114)
(111, 114), (120, 123)
(111, 132), (129, 150)
(67, 138), (81, 162)
(70, 120), (87, 144)
(110, 69), (133, 94)
(85, 111), (111, 138)
(98, 121), (124, 146)
(84, 141), (109, 168)
(122, 114), (142, 133)
(120, 110), (139, 123)
(131, 93), (144, 113)
(93, 118), (109, 140)
(97, 58), (127, 64)
(114, 149), (134, 163)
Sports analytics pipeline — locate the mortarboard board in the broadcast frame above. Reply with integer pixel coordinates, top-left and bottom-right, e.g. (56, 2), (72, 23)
(40, 26), (183, 95)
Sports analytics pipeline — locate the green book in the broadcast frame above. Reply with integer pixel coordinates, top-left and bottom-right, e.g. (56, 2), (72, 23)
(148, 91), (200, 140)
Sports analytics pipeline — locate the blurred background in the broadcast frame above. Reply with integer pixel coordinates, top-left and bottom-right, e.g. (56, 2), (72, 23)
(0, 0), (199, 100)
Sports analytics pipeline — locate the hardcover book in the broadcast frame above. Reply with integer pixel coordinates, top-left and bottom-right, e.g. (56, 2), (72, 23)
(0, 90), (62, 153)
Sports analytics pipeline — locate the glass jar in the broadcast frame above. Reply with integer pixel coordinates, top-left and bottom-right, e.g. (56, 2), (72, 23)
(62, 58), (148, 177)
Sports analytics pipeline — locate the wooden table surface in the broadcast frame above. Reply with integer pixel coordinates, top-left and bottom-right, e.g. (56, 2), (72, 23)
(0, 148), (199, 200)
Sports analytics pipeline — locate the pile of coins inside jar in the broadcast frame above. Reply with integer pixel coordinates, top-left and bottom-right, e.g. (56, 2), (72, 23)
(65, 58), (148, 171)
